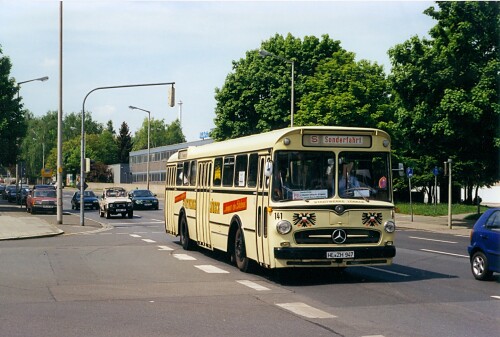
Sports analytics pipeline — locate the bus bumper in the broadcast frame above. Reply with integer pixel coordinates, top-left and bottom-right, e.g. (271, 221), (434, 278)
(274, 246), (396, 261)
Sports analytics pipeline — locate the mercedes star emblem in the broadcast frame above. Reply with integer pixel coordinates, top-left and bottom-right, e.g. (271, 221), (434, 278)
(332, 229), (347, 244)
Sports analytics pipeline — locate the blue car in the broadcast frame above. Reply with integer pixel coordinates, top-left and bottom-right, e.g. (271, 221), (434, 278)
(468, 208), (500, 280)
(71, 190), (99, 210)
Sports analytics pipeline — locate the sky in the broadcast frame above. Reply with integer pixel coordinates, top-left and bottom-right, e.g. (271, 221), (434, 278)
(0, 0), (436, 142)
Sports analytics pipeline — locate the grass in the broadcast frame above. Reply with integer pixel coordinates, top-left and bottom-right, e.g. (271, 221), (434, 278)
(395, 203), (488, 220)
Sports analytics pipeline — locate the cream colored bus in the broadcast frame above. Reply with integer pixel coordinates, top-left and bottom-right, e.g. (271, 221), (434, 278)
(164, 126), (396, 272)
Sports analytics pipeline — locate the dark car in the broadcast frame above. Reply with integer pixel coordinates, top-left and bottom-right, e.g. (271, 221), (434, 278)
(17, 187), (30, 206)
(71, 190), (99, 210)
(468, 208), (500, 280)
(128, 189), (159, 210)
(4, 185), (16, 201)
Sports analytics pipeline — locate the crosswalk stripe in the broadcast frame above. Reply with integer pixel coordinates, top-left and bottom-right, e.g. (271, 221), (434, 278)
(173, 254), (197, 261)
(195, 265), (229, 273)
(142, 239), (156, 243)
(276, 302), (335, 319)
(157, 245), (174, 251)
(237, 280), (270, 291)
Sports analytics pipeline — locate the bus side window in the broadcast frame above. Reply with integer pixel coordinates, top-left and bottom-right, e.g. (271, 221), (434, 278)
(189, 160), (197, 185)
(213, 157), (222, 186)
(183, 162), (190, 186)
(247, 153), (258, 188)
(176, 163), (184, 186)
(234, 154), (248, 187)
(223, 156), (235, 187)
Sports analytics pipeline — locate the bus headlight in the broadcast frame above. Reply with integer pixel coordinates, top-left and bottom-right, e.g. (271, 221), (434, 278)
(276, 220), (292, 235)
(384, 220), (396, 233)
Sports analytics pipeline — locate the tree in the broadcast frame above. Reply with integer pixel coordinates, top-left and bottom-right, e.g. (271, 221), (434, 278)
(132, 118), (186, 150)
(296, 52), (391, 129)
(0, 46), (26, 167)
(106, 120), (115, 135)
(212, 33), (344, 140)
(389, 1), (500, 203)
(116, 121), (133, 163)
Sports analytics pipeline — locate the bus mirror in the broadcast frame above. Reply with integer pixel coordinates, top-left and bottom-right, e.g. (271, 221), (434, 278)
(264, 161), (273, 177)
(398, 163), (404, 177)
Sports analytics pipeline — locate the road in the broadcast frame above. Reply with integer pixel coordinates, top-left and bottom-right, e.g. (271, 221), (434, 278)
(0, 190), (498, 337)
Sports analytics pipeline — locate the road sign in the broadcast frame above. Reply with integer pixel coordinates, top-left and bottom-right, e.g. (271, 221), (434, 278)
(433, 166), (439, 176)
(406, 167), (413, 178)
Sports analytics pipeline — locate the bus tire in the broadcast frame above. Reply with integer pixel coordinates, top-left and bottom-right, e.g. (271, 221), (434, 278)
(179, 216), (194, 250)
(233, 225), (251, 272)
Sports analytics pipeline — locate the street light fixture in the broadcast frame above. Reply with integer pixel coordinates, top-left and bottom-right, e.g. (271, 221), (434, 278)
(259, 49), (295, 127)
(129, 105), (151, 190)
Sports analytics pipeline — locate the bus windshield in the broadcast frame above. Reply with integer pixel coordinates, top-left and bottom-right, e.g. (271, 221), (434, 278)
(272, 150), (391, 202)
(272, 151), (335, 201)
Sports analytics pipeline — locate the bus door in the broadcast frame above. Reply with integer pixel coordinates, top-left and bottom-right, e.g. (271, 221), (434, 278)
(196, 161), (212, 248)
(255, 155), (270, 266)
(165, 165), (177, 235)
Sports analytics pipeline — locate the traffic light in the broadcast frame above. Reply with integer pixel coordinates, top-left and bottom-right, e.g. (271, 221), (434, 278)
(85, 158), (91, 173)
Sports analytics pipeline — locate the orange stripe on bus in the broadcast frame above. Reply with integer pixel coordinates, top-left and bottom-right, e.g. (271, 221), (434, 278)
(175, 192), (186, 203)
(223, 197), (247, 214)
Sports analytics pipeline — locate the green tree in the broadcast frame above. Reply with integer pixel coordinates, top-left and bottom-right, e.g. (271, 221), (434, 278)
(212, 33), (344, 140)
(389, 1), (500, 203)
(296, 51), (391, 129)
(0, 46), (26, 168)
(133, 118), (186, 150)
(117, 121), (133, 163)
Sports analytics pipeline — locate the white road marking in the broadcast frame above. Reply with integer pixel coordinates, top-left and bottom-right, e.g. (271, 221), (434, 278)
(409, 236), (458, 244)
(420, 249), (468, 258)
(362, 335), (386, 337)
(157, 245), (174, 251)
(365, 266), (410, 277)
(276, 302), (336, 319)
(195, 265), (230, 273)
(237, 280), (270, 291)
(491, 296), (500, 300)
(173, 254), (197, 261)
(142, 239), (156, 243)
(129, 234), (142, 238)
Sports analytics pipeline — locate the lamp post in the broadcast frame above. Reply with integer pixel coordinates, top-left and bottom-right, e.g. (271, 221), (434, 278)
(16, 76), (49, 188)
(259, 49), (295, 127)
(129, 105), (151, 190)
(80, 81), (174, 226)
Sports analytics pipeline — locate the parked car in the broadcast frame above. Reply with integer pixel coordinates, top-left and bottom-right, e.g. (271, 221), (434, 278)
(33, 184), (56, 191)
(4, 185), (16, 200)
(128, 189), (159, 210)
(468, 208), (500, 280)
(26, 188), (57, 214)
(16, 187), (30, 206)
(71, 190), (99, 210)
(0, 184), (6, 196)
(99, 187), (134, 219)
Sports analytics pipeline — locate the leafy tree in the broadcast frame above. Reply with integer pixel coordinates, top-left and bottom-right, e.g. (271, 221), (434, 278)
(117, 121), (133, 163)
(106, 120), (115, 135)
(296, 51), (391, 129)
(389, 1), (499, 203)
(133, 118), (185, 150)
(0, 46), (26, 168)
(212, 34), (344, 140)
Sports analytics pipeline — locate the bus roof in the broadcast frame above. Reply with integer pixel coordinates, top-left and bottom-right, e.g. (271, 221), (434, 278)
(167, 126), (389, 162)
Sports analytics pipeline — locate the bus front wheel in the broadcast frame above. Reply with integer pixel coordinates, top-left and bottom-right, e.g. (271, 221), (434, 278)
(233, 226), (250, 272)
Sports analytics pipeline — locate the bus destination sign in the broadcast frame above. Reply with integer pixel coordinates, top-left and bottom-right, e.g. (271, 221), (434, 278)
(303, 134), (371, 148)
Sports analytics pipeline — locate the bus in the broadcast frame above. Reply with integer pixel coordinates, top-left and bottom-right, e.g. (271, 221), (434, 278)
(164, 126), (396, 272)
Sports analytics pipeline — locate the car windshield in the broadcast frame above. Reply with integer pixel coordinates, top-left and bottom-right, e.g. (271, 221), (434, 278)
(106, 189), (126, 197)
(134, 190), (153, 197)
(34, 190), (56, 198)
(272, 150), (391, 202)
(75, 191), (96, 198)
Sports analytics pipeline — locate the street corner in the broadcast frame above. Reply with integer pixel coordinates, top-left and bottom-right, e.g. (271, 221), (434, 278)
(0, 215), (64, 240)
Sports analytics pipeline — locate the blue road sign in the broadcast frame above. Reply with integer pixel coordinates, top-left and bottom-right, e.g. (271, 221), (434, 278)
(433, 166), (439, 176)
(406, 167), (413, 178)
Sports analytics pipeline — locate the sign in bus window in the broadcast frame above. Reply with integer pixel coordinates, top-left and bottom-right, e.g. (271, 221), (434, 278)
(213, 157), (222, 186)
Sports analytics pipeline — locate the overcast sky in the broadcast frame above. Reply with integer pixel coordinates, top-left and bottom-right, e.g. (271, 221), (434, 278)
(0, 0), (435, 142)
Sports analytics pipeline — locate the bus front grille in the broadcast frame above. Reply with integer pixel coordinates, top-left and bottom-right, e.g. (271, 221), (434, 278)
(294, 228), (380, 245)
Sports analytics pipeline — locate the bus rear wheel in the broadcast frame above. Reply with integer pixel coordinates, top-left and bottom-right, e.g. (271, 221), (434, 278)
(179, 216), (194, 250)
(233, 226), (251, 272)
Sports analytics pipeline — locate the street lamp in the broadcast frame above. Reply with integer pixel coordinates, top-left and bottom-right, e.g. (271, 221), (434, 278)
(129, 105), (151, 190)
(259, 49), (295, 127)
(16, 76), (49, 188)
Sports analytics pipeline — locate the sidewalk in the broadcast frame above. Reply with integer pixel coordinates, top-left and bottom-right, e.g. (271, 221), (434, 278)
(396, 212), (474, 236)
(0, 200), (106, 240)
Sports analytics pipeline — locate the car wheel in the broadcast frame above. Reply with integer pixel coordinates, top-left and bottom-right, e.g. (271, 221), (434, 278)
(105, 209), (111, 219)
(128, 211), (133, 219)
(471, 251), (493, 280)
(99, 208), (104, 217)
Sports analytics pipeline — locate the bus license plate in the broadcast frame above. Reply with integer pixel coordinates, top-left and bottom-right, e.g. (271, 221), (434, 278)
(116, 209), (126, 212)
(327, 251), (354, 259)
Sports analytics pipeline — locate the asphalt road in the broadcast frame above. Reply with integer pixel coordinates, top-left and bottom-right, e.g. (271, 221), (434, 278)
(0, 191), (498, 337)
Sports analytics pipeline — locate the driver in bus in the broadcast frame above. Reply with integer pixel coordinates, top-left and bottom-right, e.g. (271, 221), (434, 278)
(339, 161), (360, 196)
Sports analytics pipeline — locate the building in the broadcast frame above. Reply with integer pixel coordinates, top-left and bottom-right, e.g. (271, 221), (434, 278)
(129, 139), (213, 184)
